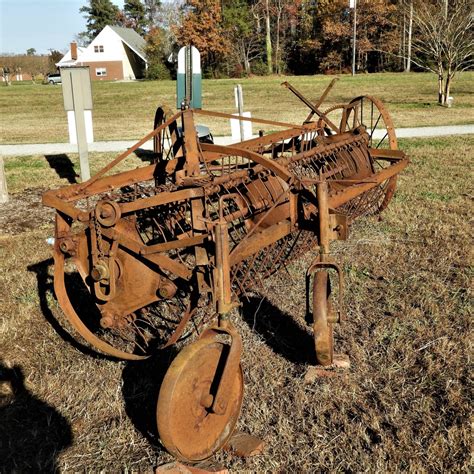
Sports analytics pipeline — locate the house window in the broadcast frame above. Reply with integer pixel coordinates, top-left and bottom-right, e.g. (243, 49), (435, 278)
(95, 67), (107, 77)
(94, 45), (104, 53)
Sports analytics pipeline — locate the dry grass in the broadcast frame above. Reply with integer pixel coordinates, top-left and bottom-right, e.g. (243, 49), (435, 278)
(1, 72), (473, 144)
(0, 135), (472, 471)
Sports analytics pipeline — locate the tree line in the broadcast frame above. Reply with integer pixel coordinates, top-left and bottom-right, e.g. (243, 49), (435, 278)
(2, 0), (471, 104)
(77, 0), (472, 103)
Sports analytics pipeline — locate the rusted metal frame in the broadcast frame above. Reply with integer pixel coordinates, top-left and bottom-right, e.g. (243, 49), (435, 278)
(229, 123), (320, 152)
(302, 77), (340, 123)
(99, 227), (192, 280)
(49, 161), (175, 203)
(281, 81), (339, 133)
(280, 130), (369, 169)
(191, 197), (209, 293)
(140, 234), (207, 255)
(229, 220), (291, 267)
(76, 111), (182, 192)
(194, 108), (308, 130)
(53, 213), (148, 360)
(369, 149), (406, 160)
(328, 157), (408, 209)
(182, 109), (202, 177)
(42, 191), (86, 220)
(230, 181), (293, 259)
(214, 218), (233, 316)
(200, 143), (296, 184)
(119, 187), (204, 215)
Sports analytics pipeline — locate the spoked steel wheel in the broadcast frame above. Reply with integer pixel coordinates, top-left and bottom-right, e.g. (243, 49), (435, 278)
(348, 96), (398, 212)
(153, 105), (178, 161)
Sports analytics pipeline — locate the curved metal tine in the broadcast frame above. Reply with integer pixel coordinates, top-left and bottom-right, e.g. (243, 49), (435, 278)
(130, 320), (150, 347)
(113, 327), (148, 354)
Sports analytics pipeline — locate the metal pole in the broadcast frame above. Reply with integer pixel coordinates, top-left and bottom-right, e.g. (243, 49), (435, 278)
(352, 0), (357, 76)
(0, 156), (8, 203)
(236, 84), (244, 141)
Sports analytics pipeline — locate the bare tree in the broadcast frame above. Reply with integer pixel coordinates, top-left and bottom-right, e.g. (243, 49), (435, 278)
(410, 0), (474, 105)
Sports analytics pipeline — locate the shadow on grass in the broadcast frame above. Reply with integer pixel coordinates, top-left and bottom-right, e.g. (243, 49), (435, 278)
(0, 362), (73, 472)
(27, 258), (114, 361)
(44, 154), (79, 184)
(240, 295), (316, 365)
(133, 148), (160, 163)
(121, 348), (177, 449)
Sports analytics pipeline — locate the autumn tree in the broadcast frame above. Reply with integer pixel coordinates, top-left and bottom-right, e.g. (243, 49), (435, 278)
(144, 27), (171, 79)
(175, 0), (231, 76)
(123, 0), (148, 35)
(80, 0), (120, 41)
(409, 0), (474, 105)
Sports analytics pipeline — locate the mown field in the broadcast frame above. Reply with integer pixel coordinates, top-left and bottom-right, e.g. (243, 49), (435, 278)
(0, 134), (472, 471)
(1, 71), (473, 144)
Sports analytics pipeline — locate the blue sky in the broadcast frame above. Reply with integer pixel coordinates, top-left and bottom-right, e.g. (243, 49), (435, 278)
(0, 0), (126, 55)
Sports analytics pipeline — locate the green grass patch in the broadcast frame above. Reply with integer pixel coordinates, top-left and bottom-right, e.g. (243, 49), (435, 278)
(1, 72), (473, 144)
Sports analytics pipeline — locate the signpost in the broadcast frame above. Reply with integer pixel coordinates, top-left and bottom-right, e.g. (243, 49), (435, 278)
(60, 66), (93, 181)
(176, 46), (202, 109)
(231, 84), (252, 141)
(0, 156), (8, 203)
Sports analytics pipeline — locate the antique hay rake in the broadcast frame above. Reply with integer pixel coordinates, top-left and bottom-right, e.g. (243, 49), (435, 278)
(43, 80), (408, 462)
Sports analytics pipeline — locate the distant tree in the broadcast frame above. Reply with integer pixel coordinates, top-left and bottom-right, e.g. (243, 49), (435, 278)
(74, 32), (91, 47)
(48, 50), (63, 73)
(174, 0), (231, 76)
(79, 0), (120, 41)
(409, 0), (474, 105)
(1, 66), (12, 86)
(222, 0), (261, 75)
(123, 0), (148, 34)
(144, 26), (171, 79)
(143, 0), (162, 27)
(26, 48), (36, 56)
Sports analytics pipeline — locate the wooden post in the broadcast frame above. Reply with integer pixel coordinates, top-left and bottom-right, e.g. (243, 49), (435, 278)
(0, 156), (8, 203)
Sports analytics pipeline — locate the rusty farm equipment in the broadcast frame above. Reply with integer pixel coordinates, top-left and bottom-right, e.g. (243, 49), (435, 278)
(43, 80), (408, 462)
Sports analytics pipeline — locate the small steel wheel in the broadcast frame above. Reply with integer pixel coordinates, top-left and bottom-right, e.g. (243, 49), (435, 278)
(157, 338), (244, 462)
(313, 271), (334, 366)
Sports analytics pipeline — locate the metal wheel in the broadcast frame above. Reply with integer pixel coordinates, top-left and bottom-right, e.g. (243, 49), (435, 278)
(317, 104), (348, 135)
(313, 271), (334, 366)
(347, 95), (398, 211)
(153, 105), (177, 160)
(157, 337), (244, 462)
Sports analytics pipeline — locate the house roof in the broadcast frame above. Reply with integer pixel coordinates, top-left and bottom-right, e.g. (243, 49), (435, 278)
(56, 46), (86, 67)
(108, 26), (147, 62)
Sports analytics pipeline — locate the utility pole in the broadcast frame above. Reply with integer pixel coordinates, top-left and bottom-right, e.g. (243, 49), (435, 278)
(351, 0), (357, 76)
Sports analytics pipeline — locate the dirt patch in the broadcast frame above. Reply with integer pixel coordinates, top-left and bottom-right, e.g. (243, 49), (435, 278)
(0, 188), (55, 235)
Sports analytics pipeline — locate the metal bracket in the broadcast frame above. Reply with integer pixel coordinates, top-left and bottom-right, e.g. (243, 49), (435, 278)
(307, 259), (345, 323)
(329, 212), (349, 241)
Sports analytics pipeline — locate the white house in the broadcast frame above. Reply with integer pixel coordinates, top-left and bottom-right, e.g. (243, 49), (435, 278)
(57, 26), (147, 81)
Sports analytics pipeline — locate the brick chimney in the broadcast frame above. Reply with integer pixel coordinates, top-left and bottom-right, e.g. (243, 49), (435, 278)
(71, 42), (78, 61)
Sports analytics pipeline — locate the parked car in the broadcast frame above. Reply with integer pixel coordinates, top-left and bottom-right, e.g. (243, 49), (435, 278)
(46, 73), (61, 85)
